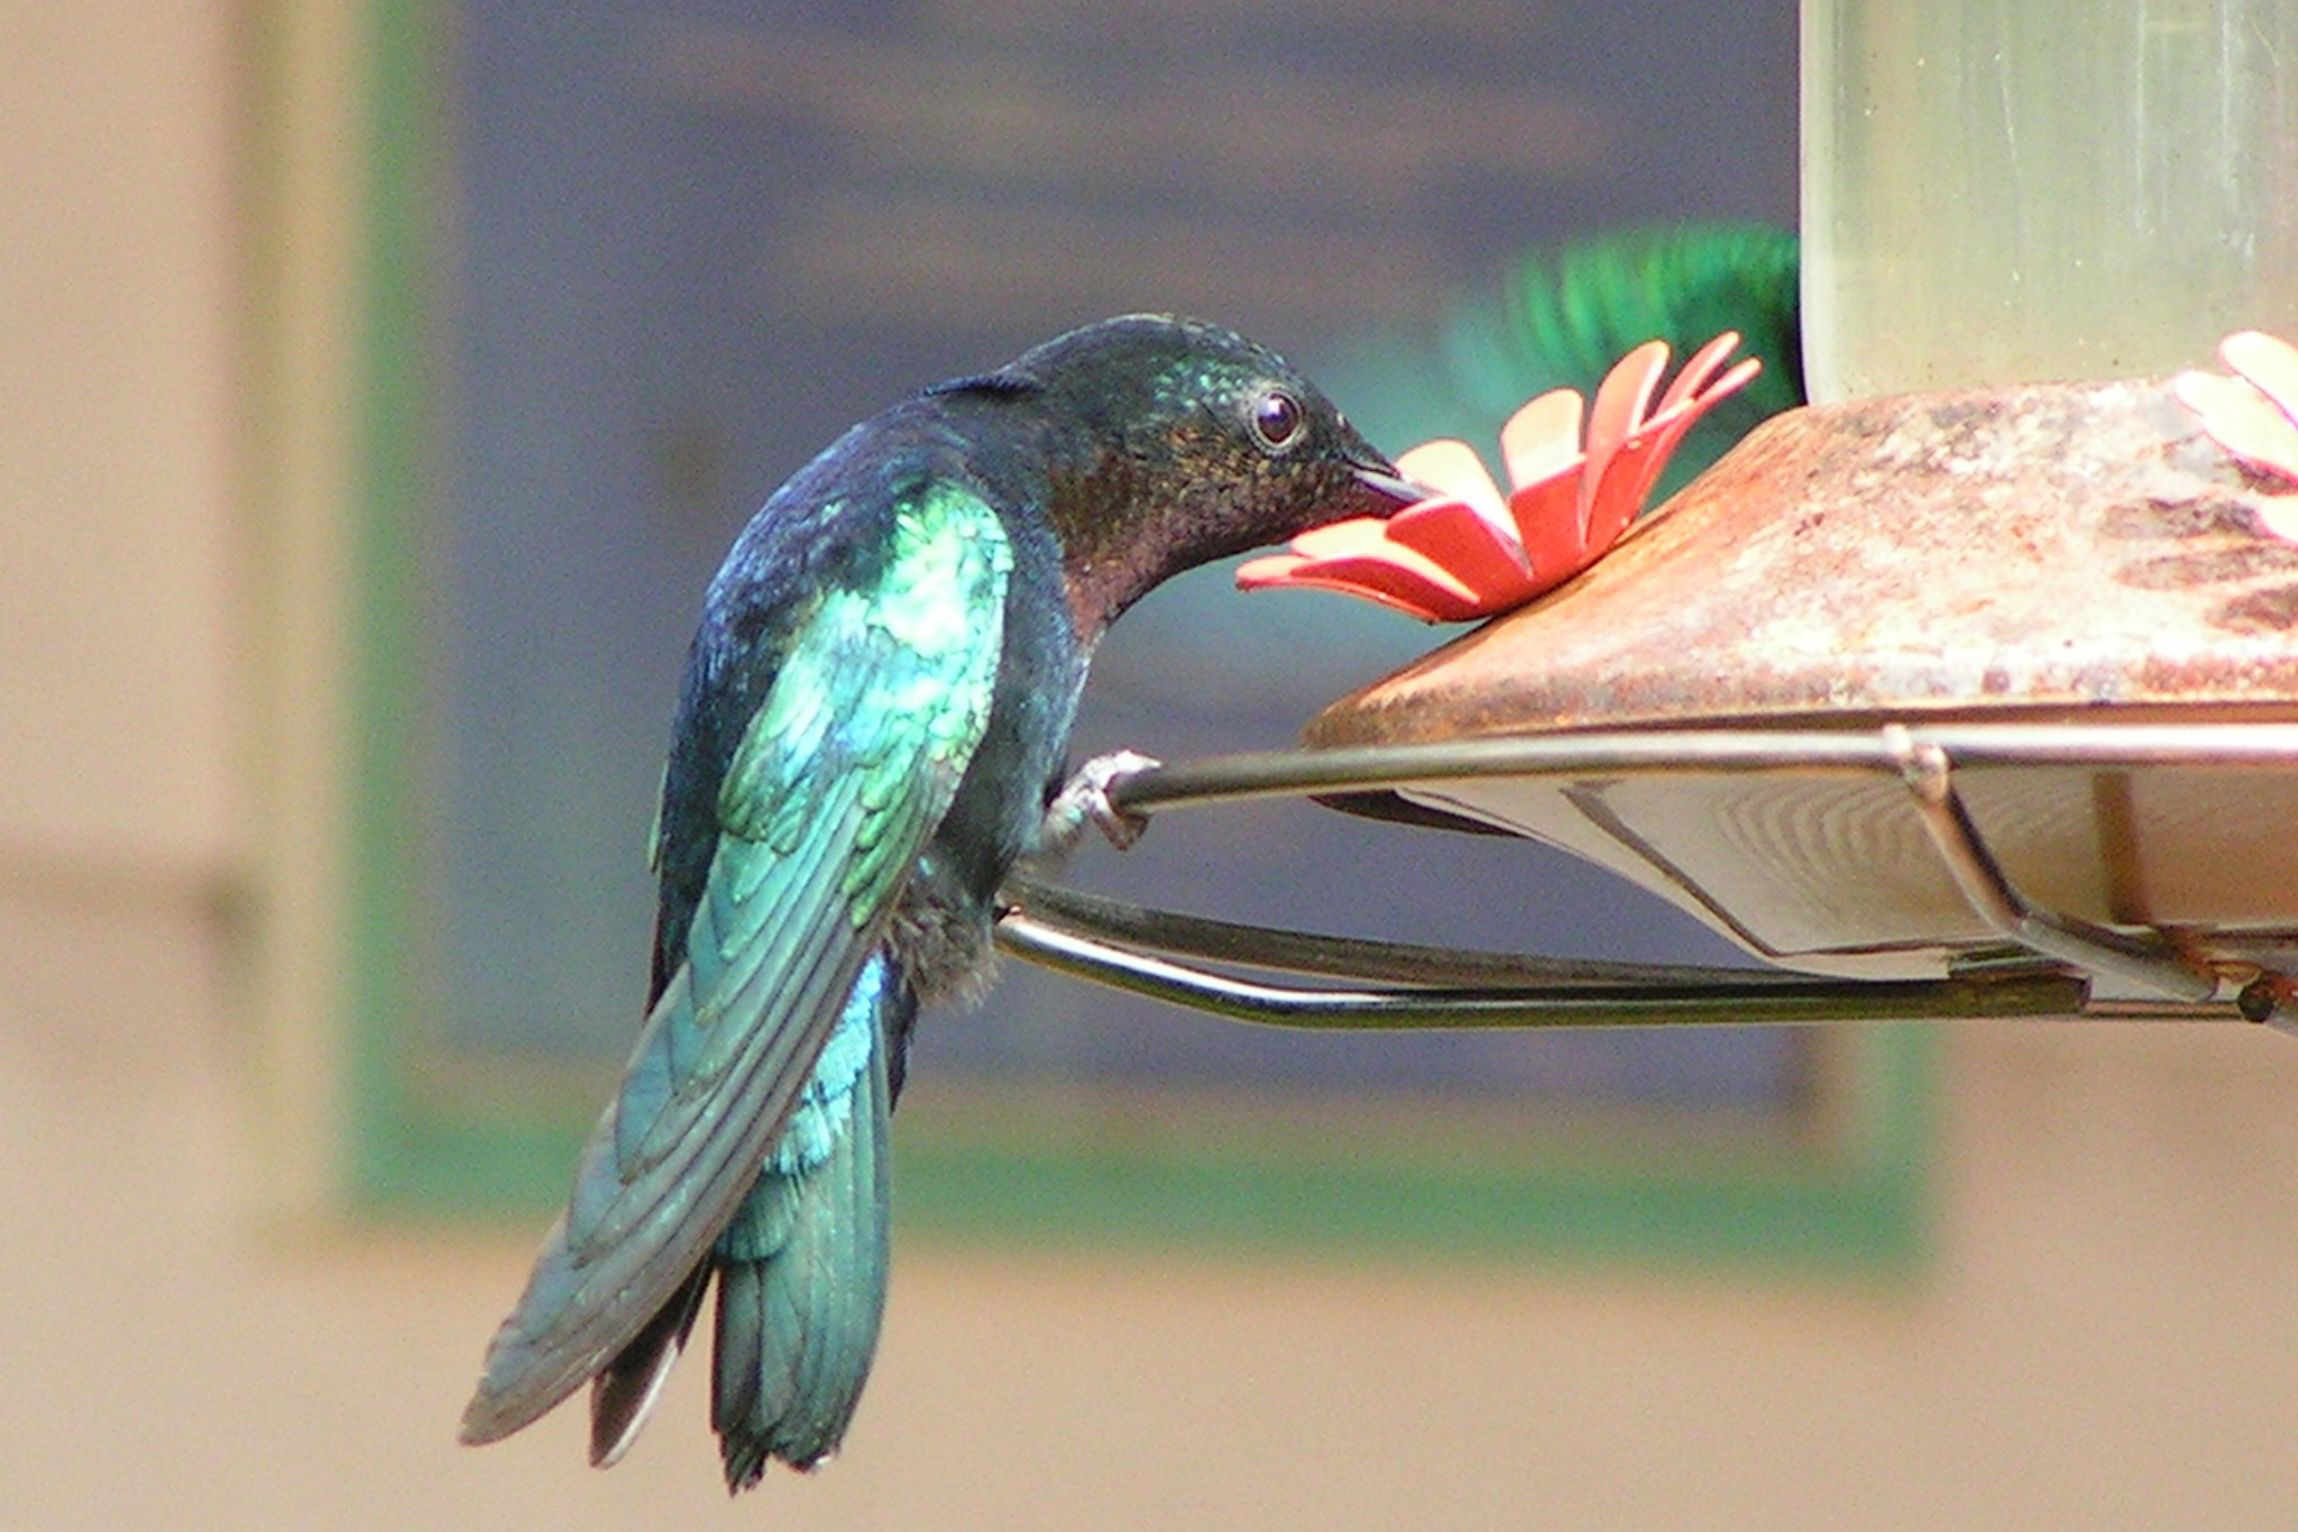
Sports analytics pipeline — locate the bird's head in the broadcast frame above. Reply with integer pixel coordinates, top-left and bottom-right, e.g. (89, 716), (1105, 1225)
(938, 315), (1423, 635)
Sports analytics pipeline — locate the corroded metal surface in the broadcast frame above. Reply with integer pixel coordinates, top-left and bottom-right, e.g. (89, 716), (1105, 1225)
(1306, 378), (2298, 750)
(1288, 381), (2298, 984)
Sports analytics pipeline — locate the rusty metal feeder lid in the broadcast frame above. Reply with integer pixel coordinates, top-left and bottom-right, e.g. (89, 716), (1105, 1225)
(998, 378), (2298, 1035)
(1309, 377), (2298, 747)
(1288, 377), (2298, 989)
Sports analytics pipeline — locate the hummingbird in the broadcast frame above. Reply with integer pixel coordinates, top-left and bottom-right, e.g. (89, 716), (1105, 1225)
(457, 315), (1422, 1490)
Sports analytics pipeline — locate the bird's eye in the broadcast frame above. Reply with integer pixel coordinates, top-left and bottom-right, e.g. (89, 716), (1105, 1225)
(1249, 389), (1304, 452)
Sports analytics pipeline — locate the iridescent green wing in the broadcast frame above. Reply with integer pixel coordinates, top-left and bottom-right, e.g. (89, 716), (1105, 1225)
(461, 482), (1011, 1444)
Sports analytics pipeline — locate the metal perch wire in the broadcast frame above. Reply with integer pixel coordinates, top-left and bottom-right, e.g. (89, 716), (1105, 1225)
(995, 720), (2298, 1035)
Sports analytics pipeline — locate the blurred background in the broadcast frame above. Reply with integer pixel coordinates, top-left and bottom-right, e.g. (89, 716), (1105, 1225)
(10, 2), (2298, 1527)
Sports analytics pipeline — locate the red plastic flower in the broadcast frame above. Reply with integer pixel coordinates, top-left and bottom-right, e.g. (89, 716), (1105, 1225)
(2174, 330), (2298, 541)
(1239, 333), (1761, 622)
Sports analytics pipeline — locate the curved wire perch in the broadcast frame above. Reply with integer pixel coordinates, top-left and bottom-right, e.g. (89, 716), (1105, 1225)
(1003, 875), (1796, 990)
(994, 720), (2298, 1032)
(1103, 722), (2298, 817)
(995, 888), (2095, 1031)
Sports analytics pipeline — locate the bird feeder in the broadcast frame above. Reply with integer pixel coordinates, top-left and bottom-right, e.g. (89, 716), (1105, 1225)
(995, 6), (2298, 1037)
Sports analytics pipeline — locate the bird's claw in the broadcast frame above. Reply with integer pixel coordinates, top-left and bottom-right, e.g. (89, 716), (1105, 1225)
(1042, 749), (1161, 853)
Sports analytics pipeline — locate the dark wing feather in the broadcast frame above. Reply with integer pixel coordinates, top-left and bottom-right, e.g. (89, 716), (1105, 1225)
(460, 482), (1012, 1446)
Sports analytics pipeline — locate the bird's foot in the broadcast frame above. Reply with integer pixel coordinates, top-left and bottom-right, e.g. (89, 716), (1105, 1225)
(1041, 750), (1161, 853)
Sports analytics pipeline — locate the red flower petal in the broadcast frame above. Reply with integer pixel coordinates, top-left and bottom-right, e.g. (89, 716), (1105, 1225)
(1581, 437), (1663, 561)
(1287, 516), (1395, 558)
(1394, 439), (1508, 524)
(1305, 543), (1482, 605)
(1654, 330), (1746, 417)
(1506, 462), (1591, 587)
(1383, 496), (1534, 594)
(2224, 330), (2298, 431)
(1499, 389), (1585, 493)
(1579, 341), (1670, 533)
(2175, 370), (2298, 484)
(1237, 546), (1487, 623)
(1597, 354), (1765, 540)
(2262, 500), (2298, 543)
(1235, 551), (1307, 587)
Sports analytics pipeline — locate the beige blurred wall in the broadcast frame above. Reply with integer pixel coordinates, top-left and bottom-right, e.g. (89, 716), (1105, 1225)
(2, 0), (243, 878)
(10, 6), (2298, 1529)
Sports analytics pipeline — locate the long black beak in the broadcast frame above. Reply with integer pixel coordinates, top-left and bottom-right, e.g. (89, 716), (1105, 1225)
(1349, 458), (1433, 514)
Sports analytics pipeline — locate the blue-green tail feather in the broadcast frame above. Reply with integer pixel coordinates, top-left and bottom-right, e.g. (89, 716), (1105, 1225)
(710, 949), (908, 1490)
